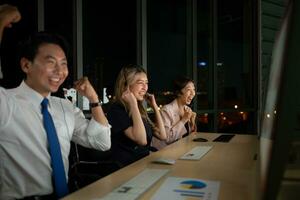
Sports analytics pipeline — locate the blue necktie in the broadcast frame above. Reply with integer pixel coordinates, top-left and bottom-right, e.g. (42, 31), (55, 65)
(41, 98), (69, 198)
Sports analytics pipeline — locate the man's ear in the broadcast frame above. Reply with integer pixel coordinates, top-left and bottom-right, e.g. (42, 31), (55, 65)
(20, 57), (31, 73)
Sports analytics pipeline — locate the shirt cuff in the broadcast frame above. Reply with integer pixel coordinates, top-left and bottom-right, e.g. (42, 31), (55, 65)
(87, 118), (111, 136)
(86, 118), (112, 151)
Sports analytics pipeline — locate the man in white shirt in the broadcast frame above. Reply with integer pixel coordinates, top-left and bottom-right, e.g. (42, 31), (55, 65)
(0, 5), (111, 200)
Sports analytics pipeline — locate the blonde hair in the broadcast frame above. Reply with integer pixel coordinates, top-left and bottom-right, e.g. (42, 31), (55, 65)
(114, 64), (160, 133)
(114, 64), (148, 118)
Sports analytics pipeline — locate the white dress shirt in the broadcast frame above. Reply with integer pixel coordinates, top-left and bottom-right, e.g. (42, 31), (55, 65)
(0, 81), (111, 200)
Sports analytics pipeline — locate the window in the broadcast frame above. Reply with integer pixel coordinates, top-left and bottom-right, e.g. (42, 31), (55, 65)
(82, 1), (137, 100)
(147, 0), (258, 133)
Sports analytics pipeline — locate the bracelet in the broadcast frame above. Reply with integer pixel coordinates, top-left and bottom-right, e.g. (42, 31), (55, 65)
(89, 101), (102, 108)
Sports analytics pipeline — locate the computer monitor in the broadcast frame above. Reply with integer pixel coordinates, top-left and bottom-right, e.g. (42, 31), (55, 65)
(259, 0), (300, 199)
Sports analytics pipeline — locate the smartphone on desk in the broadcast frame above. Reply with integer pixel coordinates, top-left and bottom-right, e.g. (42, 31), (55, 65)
(213, 134), (235, 142)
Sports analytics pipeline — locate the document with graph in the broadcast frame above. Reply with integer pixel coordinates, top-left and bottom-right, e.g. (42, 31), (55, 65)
(151, 177), (220, 200)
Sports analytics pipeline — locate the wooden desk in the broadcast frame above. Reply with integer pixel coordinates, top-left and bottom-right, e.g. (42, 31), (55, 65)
(63, 133), (258, 200)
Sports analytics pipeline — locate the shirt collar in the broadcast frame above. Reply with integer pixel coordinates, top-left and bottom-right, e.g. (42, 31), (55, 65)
(18, 81), (52, 109)
(171, 99), (180, 111)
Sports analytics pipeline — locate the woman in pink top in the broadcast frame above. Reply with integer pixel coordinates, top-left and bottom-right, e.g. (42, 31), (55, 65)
(152, 76), (196, 150)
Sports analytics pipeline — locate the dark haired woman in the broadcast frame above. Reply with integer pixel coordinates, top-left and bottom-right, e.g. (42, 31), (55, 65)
(152, 76), (196, 150)
(107, 65), (166, 168)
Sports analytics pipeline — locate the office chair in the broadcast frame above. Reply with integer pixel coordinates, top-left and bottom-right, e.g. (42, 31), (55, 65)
(68, 142), (121, 191)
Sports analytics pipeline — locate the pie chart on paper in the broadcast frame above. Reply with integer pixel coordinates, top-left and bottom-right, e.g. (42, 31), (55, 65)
(180, 180), (207, 189)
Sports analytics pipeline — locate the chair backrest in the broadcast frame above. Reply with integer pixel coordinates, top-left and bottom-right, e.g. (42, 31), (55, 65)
(76, 143), (113, 162)
(68, 142), (121, 191)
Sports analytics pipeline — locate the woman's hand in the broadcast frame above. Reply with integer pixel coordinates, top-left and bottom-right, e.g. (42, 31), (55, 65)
(145, 93), (158, 109)
(122, 87), (138, 109)
(181, 106), (193, 123)
(190, 111), (197, 132)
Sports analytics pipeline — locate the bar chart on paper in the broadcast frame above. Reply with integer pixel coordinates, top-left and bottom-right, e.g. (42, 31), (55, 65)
(151, 177), (220, 200)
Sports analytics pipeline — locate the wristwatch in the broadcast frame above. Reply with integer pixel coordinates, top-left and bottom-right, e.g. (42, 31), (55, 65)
(89, 101), (102, 108)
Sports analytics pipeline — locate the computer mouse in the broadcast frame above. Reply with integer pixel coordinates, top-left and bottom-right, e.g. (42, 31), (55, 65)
(152, 158), (176, 165)
(193, 137), (208, 142)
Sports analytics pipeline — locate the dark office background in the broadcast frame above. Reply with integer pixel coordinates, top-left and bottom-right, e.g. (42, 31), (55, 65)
(0, 0), (287, 134)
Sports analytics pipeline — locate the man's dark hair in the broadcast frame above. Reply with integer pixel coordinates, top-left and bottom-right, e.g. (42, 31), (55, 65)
(17, 31), (69, 62)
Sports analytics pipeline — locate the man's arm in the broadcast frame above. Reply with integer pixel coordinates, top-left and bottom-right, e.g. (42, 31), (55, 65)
(0, 4), (21, 43)
(74, 76), (109, 126)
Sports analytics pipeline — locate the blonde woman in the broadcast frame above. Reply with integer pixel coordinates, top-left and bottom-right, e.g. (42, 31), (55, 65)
(107, 64), (166, 167)
(152, 76), (197, 150)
